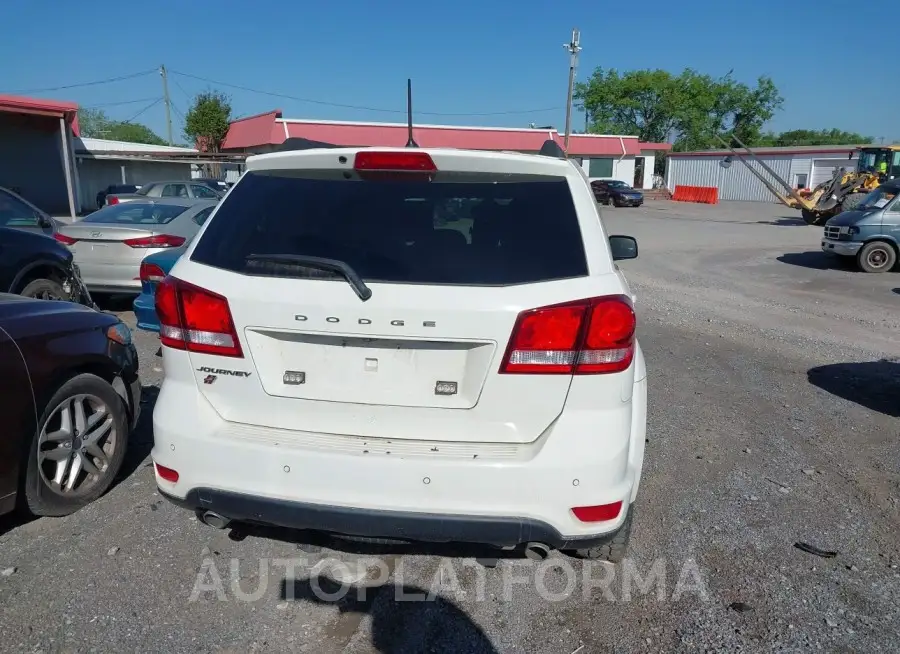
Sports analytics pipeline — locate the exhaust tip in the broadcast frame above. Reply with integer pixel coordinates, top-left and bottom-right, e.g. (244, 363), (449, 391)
(199, 511), (230, 530)
(524, 542), (551, 561)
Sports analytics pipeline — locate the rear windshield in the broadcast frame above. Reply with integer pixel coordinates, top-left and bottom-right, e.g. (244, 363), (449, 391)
(110, 184), (138, 194)
(80, 202), (188, 225)
(190, 170), (588, 285)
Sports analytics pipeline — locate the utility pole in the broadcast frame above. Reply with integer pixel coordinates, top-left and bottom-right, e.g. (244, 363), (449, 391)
(562, 28), (582, 152)
(159, 64), (173, 146)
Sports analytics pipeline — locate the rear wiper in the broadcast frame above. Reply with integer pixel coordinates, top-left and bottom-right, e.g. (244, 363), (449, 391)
(245, 253), (373, 301)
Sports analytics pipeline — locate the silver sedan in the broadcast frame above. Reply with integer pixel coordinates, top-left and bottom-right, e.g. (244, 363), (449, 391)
(55, 198), (217, 294)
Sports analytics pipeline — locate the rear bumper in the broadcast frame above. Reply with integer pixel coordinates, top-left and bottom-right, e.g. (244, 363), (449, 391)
(133, 292), (160, 332)
(152, 370), (648, 548)
(76, 261), (142, 293)
(160, 487), (629, 549)
(821, 238), (862, 256)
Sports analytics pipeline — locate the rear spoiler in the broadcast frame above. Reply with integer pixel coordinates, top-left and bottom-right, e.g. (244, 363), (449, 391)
(278, 137), (340, 152)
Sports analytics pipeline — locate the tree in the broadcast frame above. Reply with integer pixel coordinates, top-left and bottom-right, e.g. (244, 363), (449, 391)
(574, 68), (784, 151)
(78, 108), (109, 138)
(183, 91), (231, 153)
(755, 128), (874, 147)
(76, 107), (167, 145)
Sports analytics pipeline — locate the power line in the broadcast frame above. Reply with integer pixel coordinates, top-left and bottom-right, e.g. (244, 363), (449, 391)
(169, 69), (561, 117)
(123, 98), (162, 123)
(8, 69), (158, 94)
(84, 97), (160, 109)
(170, 100), (186, 122)
(170, 77), (194, 103)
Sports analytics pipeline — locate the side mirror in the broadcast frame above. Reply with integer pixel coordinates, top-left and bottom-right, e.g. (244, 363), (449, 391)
(609, 235), (638, 261)
(37, 213), (52, 228)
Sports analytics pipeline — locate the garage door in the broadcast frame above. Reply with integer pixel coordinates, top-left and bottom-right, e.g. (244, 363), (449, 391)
(812, 159), (856, 187)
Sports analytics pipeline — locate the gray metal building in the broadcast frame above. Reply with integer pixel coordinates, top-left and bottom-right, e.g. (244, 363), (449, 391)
(665, 145), (865, 203)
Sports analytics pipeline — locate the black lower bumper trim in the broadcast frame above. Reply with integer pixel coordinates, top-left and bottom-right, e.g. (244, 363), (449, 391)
(160, 488), (623, 550)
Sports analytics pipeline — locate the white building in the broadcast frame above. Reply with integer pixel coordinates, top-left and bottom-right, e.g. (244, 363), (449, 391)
(665, 145), (863, 202)
(74, 137), (198, 210)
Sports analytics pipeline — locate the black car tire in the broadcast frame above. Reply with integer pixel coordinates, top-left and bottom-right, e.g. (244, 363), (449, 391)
(20, 278), (68, 301)
(22, 373), (129, 517)
(857, 240), (897, 273)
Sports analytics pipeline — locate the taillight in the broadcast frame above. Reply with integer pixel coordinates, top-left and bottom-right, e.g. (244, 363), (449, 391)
(499, 295), (635, 375)
(107, 196), (119, 205)
(139, 262), (166, 283)
(155, 276), (242, 357)
(54, 233), (77, 245)
(124, 234), (185, 248)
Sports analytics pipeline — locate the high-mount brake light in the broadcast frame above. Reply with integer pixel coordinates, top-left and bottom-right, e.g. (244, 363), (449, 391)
(155, 276), (243, 358)
(353, 151), (437, 172)
(499, 295), (635, 375)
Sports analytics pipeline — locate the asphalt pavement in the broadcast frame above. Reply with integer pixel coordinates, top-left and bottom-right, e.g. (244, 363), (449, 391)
(2, 200), (898, 653)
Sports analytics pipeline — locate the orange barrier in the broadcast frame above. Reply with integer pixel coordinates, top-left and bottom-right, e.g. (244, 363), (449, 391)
(673, 185), (718, 205)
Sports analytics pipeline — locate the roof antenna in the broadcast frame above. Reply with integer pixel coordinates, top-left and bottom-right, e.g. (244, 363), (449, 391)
(405, 78), (418, 148)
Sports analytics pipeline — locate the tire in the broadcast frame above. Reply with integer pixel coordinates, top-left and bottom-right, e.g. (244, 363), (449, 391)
(22, 373), (129, 517)
(840, 192), (868, 213)
(801, 209), (819, 225)
(857, 240), (897, 274)
(566, 506), (634, 563)
(20, 278), (67, 301)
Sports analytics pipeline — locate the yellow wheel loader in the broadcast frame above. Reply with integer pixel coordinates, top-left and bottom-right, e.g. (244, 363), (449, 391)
(714, 134), (900, 226)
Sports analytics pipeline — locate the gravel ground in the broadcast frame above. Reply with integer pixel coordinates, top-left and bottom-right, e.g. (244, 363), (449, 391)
(1, 200), (898, 653)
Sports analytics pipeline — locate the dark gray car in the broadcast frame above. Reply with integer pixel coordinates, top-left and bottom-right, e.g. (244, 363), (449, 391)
(0, 186), (63, 237)
(104, 180), (223, 206)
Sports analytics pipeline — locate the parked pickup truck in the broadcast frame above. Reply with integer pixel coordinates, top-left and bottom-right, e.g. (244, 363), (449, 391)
(821, 180), (900, 273)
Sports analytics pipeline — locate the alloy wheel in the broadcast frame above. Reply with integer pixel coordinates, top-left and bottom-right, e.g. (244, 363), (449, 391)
(37, 394), (118, 496)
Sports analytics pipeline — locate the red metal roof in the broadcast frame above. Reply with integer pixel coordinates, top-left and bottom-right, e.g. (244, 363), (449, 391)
(221, 110), (670, 156)
(221, 109), (285, 150)
(0, 94), (80, 135)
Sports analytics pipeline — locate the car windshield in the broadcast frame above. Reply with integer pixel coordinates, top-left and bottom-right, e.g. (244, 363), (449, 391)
(607, 181), (629, 188)
(858, 187), (899, 211)
(135, 185), (153, 196)
(80, 202), (189, 225)
(190, 169), (588, 286)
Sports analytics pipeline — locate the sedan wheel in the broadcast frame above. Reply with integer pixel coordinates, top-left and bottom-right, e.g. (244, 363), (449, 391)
(24, 373), (129, 516)
(20, 278), (67, 301)
(38, 394), (117, 495)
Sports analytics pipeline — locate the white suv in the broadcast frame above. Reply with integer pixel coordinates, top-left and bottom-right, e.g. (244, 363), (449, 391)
(151, 142), (647, 562)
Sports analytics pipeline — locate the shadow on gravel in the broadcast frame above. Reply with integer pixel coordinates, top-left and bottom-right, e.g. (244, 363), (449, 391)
(777, 251), (855, 270)
(114, 385), (159, 486)
(893, 288), (900, 295)
(281, 575), (499, 653)
(807, 360), (900, 418)
(92, 293), (138, 313)
(0, 512), (36, 537)
(231, 522), (532, 564)
(758, 217), (808, 227)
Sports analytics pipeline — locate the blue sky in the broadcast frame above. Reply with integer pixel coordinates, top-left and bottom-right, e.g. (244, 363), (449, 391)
(2, 0), (895, 143)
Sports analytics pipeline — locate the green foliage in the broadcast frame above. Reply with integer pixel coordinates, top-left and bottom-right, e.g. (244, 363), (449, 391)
(77, 108), (167, 145)
(183, 91), (232, 152)
(755, 128), (874, 147)
(574, 68), (783, 151)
